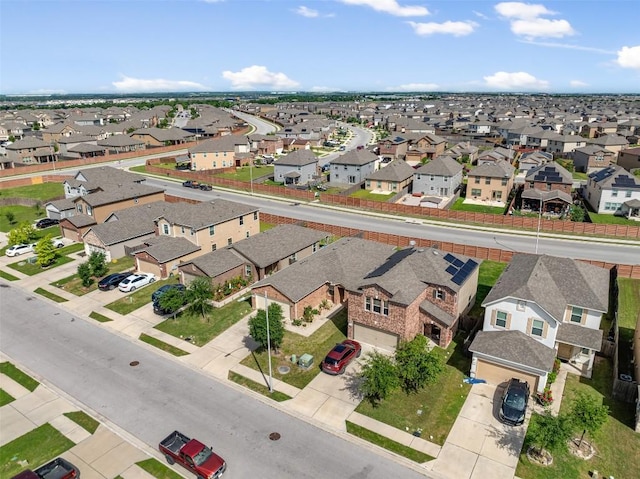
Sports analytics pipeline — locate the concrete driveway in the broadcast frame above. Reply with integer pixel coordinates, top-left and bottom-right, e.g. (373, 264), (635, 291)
(431, 383), (529, 479)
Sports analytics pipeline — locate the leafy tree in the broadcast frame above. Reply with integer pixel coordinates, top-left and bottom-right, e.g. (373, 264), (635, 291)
(34, 234), (57, 267)
(569, 205), (585, 222)
(358, 352), (399, 407)
(7, 221), (36, 246)
(248, 302), (285, 351)
(569, 392), (609, 448)
(4, 211), (15, 225)
(77, 262), (93, 287)
(88, 251), (108, 277)
(527, 412), (572, 458)
(186, 277), (213, 320)
(394, 335), (444, 394)
(157, 288), (186, 319)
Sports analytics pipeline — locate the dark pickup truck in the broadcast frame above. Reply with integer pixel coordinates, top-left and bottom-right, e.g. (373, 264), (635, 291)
(12, 458), (79, 479)
(159, 430), (226, 479)
(182, 180), (200, 188)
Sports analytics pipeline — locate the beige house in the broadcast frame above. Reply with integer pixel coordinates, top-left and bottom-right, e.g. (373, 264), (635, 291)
(466, 159), (515, 203)
(189, 134), (250, 170)
(364, 159), (414, 193)
(73, 184), (166, 223)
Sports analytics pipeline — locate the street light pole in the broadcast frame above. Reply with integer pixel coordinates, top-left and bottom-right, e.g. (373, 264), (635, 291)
(535, 196), (543, 254)
(264, 291), (273, 392)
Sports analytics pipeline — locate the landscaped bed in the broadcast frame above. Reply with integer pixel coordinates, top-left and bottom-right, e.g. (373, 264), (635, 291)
(6, 243), (84, 276)
(52, 256), (135, 296)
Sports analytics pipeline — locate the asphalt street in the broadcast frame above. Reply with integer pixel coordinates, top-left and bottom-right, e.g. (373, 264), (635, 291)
(0, 284), (429, 479)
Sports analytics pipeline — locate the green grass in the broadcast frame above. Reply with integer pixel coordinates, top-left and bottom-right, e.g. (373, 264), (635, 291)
(228, 371), (292, 402)
(516, 357), (640, 479)
(349, 189), (395, 202)
(7, 254), (75, 276)
(136, 458), (184, 479)
(105, 276), (178, 315)
(260, 222), (276, 232)
(154, 298), (252, 347)
(354, 337), (471, 446)
(0, 206), (50, 233)
(572, 172), (588, 180)
(34, 287), (68, 303)
(0, 362), (39, 392)
(451, 197), (505, 214)
(0, 424), (74, 478)
(129, 165), (147, 174)
(241, 309), (348, 389)
(346, 421), (434, 463)
(214, 165), (274, 182)
(63, 411), (99, 434)
(0, 269), (20, 281)
(468, 260), (508, 319)
(587, 212), (637, 225)
(617, 278), (640, 333)
(0, 388), (15, 406)
(52, 257), (135, 296)
(139, 333), (189, 357)
(89, 311), (114, 323)
(0, 183), (64, 201)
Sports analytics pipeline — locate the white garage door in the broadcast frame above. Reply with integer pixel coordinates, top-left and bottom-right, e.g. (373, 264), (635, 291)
(253, 294), (290, 320)
(475, 359), (539, 392)
(353, 324), (398, 351)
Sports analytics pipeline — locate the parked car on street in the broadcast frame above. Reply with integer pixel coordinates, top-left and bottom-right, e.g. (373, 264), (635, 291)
(199, 184), (213, 191)
(499, 378), (530, 426)
(321, 339), (361, 375)
(36, 218), (60, 229)
(159, 430), (226, 479)
(118, 273), (156, 292)
(182, 180), (200, 188)
(11, 457), (79, 479)
(5, 243), (35, 257)
(98, 272), (131, 291)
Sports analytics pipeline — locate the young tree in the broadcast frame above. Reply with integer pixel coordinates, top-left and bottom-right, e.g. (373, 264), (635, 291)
(34, 235), (57, 267)
(569, 392), (609, 448)
(358, 352), (399, 407)
(186, 277), (213, 320)
(4, 211), (15, 225)
(394, 335), (444, 394)
(77, 262), (93, 287)
(88, 251), (108, 277)
(7, 221), (36, 246)
(527, 412), (572, 459)
(248, 302), (285, 351)
(157, 288), (186, 319)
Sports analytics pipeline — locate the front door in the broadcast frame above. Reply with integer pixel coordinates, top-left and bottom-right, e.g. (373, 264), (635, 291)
(557, 342), (574, 361)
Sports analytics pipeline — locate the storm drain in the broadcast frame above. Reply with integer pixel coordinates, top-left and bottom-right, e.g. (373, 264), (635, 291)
(129, 361), (140, 367)
(269, 432), (281, 441)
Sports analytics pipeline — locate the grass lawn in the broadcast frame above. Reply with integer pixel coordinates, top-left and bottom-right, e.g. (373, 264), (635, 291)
(0, 183), (64, 201)
(63, 411), (99, 434)
(346, 421), (434, 463)
(129, 165), (147, 174)
(0, 269), (19, 281)
(516, 357), (640, 479)
(349, 189), (395, 202)
(34, 287), (68, 303)
(468, 260), (508, 319)
(105, 276), (179, 315)
(616, 278), (640, 376)
(587, 212), (637, 225)
(139, 333), (189, 357)
(7, 251), (76, 276)
(0, 206), (49, 233)
(355, 336), (471, 446)
(228, 371), (292, 402)
(0, 388), (15, 407)
(0, 424), (74, 478)
(572, 172), (588, 180)
(241, 308), (349, 389)
(89, 311), (114, 323)
(0, 362), (39, 391)
(154, 298), (252, 346)
(52, 256), (135, 296)
(451, 197), (505, 215)
(214, 165), (274, 182)
(136, 458), (184, 479)
(260, 222), (276, 232)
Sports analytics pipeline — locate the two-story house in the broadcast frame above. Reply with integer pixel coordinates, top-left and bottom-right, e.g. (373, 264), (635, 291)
(189, 134), (251, 170)
(413, 155), (463, 197)
(73, 183), (166, 223)
(466, 159), (515, 203)
(584, 165), (640, 215)
(329, 149), (378, 185)
(404, 133), (448, 163)
(617, 147), (640, 172)
(546, 134), (587, 156)
(571, 145), (616, 173)
(4, 137), (56, 165)
(364, 159), (414, 194)
(130, 127), (194, 146)
(469, 254), (609, 393)
(273, 149), (318, 185)
(378, 135), (410, 162)
(521, 162), (574, 215)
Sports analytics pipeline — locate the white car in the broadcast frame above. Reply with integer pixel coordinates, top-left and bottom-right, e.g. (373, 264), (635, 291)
(118, 273), (156, 292)
(5, 243), (35, 257)
(51, 238), (65, 248)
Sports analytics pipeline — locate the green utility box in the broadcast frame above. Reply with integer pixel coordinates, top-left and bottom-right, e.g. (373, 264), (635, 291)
(298, 353), (313, 369)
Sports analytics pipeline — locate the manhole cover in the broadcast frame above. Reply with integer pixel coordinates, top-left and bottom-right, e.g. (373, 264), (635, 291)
(277, 366), (290, 374)
(129, 361), (140, 367)
(269, 432), (281, 441)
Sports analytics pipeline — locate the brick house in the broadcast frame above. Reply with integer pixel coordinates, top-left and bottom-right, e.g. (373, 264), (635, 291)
(521, 162), (574, 214)
(466, 159), (515, 203)
(378, 135), (410, 161)
(572, 145), (617, 173)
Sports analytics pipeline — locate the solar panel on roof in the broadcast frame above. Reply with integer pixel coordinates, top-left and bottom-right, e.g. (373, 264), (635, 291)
(443, 253), (457, 264)
(451, 272), (466, 285)
(453, 258), (465, 268)
(445, 265), (459, 276)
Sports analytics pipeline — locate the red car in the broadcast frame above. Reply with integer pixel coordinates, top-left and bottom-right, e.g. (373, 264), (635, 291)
(321, 340), (361, 375)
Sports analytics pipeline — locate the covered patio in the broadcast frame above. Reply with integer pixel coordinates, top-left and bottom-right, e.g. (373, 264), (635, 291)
(521, 188), (572, 217)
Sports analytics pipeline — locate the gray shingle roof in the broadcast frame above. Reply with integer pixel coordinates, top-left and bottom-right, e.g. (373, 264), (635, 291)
(179, 248), (246, 278)
(415, 156), (463, 176)
(188, 134), (248, 153)
(331, 149), (378, 166)
(159, 199), (258, 230)
(525, 162), (573, 184)
(482, 253), (610, 321)
(64, 214), (96, 228)
(367, 160), (414, 181)
(274, 149), (317, 167)
(137, 236), (201, 263)
(98, 135), (145, 147)
(557, 323), (603, 351)
(420, 300), (456, 327)
(469, 159), (515, 178)
(76, 183), (164, 207)
(469, 330), (556, 372)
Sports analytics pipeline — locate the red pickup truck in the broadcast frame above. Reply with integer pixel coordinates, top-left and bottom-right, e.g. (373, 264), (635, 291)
(159, 430), (226, 479)
(12, 458), (79, 479)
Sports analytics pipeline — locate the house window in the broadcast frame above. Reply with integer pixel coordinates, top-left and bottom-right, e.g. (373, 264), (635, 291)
(209, 225), (215, 236)
(570, 306), (583, 323)
(433, 289), (446, 301)
(377, 181), (382, 188)
(471, 188), (481, 197)
(246, 231), (250, 238)
(253, 211), (258, 220)
(77, 204), (83, 213)
(163, 224), (169, 235)
(485, 177), (491, 185)
(626, 190), (632, 198)
(495, 310), (508, 328)
(365, 297), (371, 311)
(312, 243), (317, 253)
(86, 206), (93, 216)
(502, 178), (508, 186)
(474, 177), (480, 184)
(181, 226), (185, 234)
(227, 238), (233, 246)
(239, 216), (244, 226)
(611, 189), (618, 197)
(211, 244), (217, 251)
(245, 265), (251, 277)
(190, 228), (195, 236)
(531, 319), (544, 337)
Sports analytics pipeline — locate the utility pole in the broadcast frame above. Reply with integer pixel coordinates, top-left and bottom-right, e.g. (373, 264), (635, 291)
(265, 291), (273, 392)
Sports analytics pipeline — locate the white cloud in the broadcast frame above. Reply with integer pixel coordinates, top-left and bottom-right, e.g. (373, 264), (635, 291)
(388, 82), (439, 91)
(340, 0), (429, 17)
(473, 11), (489, 20)
(294, 6), (319, 18)
(495, 2), (574, 39)
(408, 20), (477, 37)
(520, 40), (614, 54)
(570, 80), (588, 87)
(112, 76), (208, 93)
(221, 65), (300, 90)
(616, 45), (640, 69)
(483, 71), (549, 90)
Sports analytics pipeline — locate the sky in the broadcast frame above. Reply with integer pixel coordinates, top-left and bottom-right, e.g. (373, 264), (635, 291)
(1, 0), (639, 95)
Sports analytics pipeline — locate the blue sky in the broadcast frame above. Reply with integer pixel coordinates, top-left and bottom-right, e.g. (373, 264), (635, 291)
(1, 0), (639, 94)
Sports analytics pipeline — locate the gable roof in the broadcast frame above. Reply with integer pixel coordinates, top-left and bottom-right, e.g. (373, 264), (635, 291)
(179, 248), (246, 278)
(331, 149), (378, 166)
(74, 183), (164, 207)
(415, 156), (463, 176)
(367, 160), (414, 182)
(136, 236), (201, 263)
(189, 134), (248, 153)
(469, 330), (556, 372)
(469, 159), (515, 179)
(274, 149), (317, 167)
(157, 199), (258, 230)
(525, 162), (573, 184)
(588, 165), (640, 189)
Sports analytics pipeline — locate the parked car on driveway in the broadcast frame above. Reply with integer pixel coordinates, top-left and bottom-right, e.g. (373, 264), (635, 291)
(5, 243), (35, 257)
(321, 339), (361, 375)
(151, 283), (186, 303)
(51, 238), (65, 248)
(11, 457), (79, 479)
(118, 273), (156, 292)
(36, 218), (60, 229)
(159, 430), (226, 479)
(499, 378), (530, 426)
(98, 272), (131, 291)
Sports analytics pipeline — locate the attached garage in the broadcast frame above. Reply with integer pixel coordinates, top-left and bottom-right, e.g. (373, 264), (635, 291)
(475, 358), (539, 392)
(136, 259), (162, 279)
(353, 323), (399, 351)
(253, 294), (291, 320)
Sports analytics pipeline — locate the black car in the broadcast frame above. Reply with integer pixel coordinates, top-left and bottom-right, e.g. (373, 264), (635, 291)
(151, 283), (186, 303)
(199, 184), (213, 191)
(499, 378), (530, 426)
(98, 272), (130, 291)
(36, 218), (60, 229)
